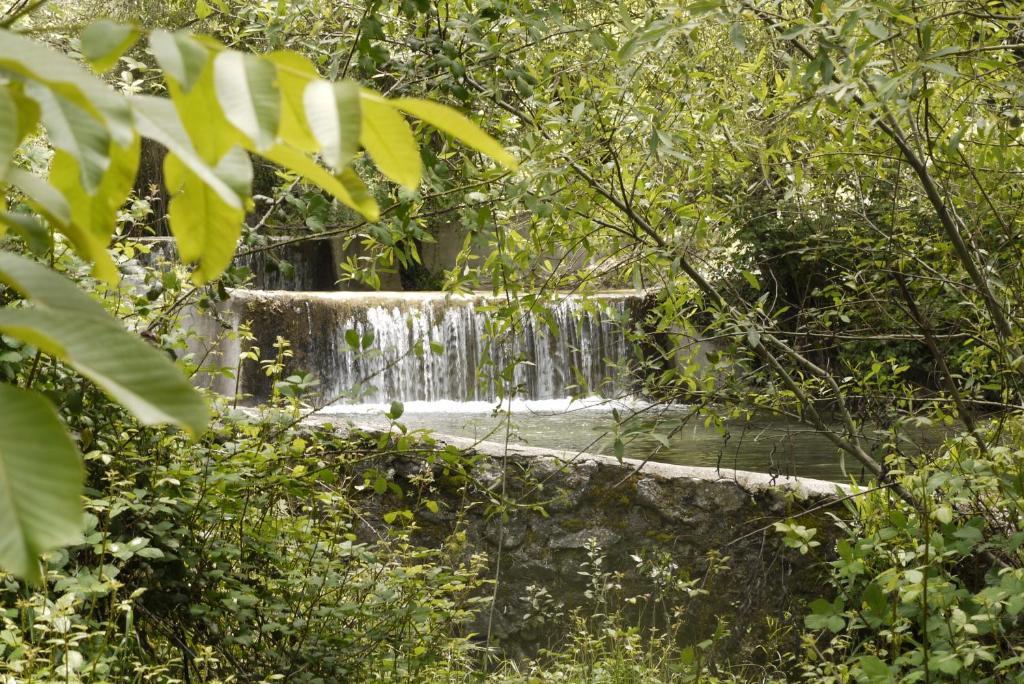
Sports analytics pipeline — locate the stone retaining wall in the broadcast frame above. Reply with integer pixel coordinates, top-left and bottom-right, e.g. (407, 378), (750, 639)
(339, 426), (848, 664)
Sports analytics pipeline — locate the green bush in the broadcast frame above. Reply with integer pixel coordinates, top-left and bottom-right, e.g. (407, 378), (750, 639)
(0, 397), (488, 682)
(794, 422), (1024, 682)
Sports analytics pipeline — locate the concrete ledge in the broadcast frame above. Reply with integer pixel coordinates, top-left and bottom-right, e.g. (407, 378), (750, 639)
(430, 431), (850, 498)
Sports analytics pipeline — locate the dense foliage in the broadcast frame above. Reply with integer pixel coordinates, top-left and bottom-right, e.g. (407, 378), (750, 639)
(1, 400), (487, 681)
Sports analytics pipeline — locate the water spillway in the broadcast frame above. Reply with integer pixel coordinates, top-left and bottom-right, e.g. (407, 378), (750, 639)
(192, 290), (641, 404)
(184, 285), (871, 482)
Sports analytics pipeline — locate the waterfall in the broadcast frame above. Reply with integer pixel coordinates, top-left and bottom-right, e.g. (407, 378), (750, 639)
(194, 291), (638, 404)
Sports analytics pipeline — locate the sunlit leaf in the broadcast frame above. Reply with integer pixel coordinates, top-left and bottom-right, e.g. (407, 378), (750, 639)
(392, 97), (518, 170)
(0, 212), (50, 255)
(130, 94), (242, 209)
(267, 50), (319, 151)
(150, 30), (209, 92)
(164, 58), (242, 162)
(0, 86), (18, 181)
(0, 28), (134, 146)
(8, 84), (40, 147)
(359, 90), (421, 190)
(24, 83), (110, 193)
(0, 242), (107, 320)
(165, 147), (250, 283)
(304, 78), (361, 169)
(213, 51), (280, 151)
(50, 135), (141, 282)
(7, 167), (71, 226)
(53, 137), (141, 241)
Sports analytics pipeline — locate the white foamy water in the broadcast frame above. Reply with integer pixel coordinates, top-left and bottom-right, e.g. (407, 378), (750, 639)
(330, 297), (631, 402)
(321, 395), (652, 415)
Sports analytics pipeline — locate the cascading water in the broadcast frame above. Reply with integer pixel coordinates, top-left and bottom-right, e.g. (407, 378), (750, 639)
(339, 296), (630, 402)
(194, 290), (639, 404)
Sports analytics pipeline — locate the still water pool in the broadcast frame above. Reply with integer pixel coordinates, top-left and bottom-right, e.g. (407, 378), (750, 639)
(322, 398), (941, 483)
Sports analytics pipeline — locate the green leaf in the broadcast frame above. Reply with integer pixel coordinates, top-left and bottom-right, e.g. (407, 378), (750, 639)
(336, 167), (376, 216)
(7, 167), (71, 226)
(746, 327), (761, 348)
(922, 61), (959, 78)
(9, 84), (40, 147)
(0, 212), (50, 255)
(392, 97), (518, 170)
(0, 308), (208, 434)
(50, 135), (141, 283)
(805, 597), (845, 631)
(164, 147), (249, 283)
(0, 251), (107, 319)
(165, 59), (243, 164)
(0, 28), (134, 146)
(24, 83), (111, 193)
(729, 21), (746, 52)
(195, 0), (212, 19)
(687, 0), (725, 15)
(388, 400), (404, 420)
(359, 90), (421, 190)
(863, 19), (889, 40)
(262, 144), (379, 221)
(303, 78), (361, 170)
(649, 432), (671, 449)
(267, 50), (320, 152)
(862, 581), (886, 614)
(778, 23), (809, 40)
(81, 20), (140, 73)
(0, 85), (40, 184)
(345, 328), (359, 349)
(935, 654), (962, 676)
(0, 86), (19, 181)
(213, 51), (280, 151)
(0, 252), (207, 430)
(130, 94), (242, 209)
(0, 384), (83, 583)
(857, 655), (894, 683)
(953, 524), (983, 545)
(150, 30), (209, 93)
(933, 504), (953, 524)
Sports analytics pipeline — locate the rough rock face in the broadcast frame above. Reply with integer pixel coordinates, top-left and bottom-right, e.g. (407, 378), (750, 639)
(343, 429), (847, 663)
